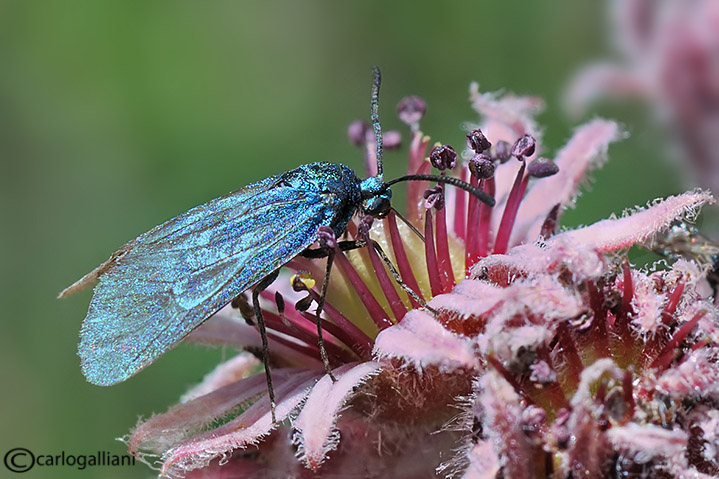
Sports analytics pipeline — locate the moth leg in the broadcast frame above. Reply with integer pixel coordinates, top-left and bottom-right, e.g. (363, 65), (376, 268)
(315, 247), (337, 383)
(370, 239), (438, 315)
(299, 236), (368, 383)
(300, 241), (366, 383)
(300, 240), (366, 258)
(252, 269), (280, 423)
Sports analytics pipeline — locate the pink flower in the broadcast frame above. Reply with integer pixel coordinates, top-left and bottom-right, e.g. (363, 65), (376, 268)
(566, 0), (719, 195)
(128, 85), (719, 478)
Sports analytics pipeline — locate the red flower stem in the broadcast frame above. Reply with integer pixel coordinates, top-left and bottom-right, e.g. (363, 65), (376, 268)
(264, 329), (326, 363)
(486, 355), (535, 405)
(554, 321), (583, 392)
(364, 238), (409, 321)
(644, 281), (685, 364)
(306, 292), (374, 357)
(477, 178), (495, 258)
(424, 210), (443, 297)
(435, 183), (455, 292)
(299, 312), (368, 361)
(407, 131), (426, 173)
(407, 134), (431, 221)
(386, 212), (424, 308)
(612, 260), (638, 366)
(248, 306), (326, 361)
(345, 218), (358, 238)
(286, 256), (321, 275)
(691, 338), (709, 352)
(454, 166), (467, 239)
(650, 310), (705, 371)
(534, 350), (570, 411)
(333, 249), (394, 330)
(493, 162), (528, 254)
(621, 260), (634, 314)
(620, 369), (635, 425)
(586, 281), (611, 359)
(464, 175), (482, 273)
(663, 281), (685, 321)
(261, 308), (356, 363)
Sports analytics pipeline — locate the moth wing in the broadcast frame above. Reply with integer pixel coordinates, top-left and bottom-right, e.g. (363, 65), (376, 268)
(79, 176), (338, 385)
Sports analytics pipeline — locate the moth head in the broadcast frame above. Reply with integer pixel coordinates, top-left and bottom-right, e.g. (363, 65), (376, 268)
(360, 176), (392, 218)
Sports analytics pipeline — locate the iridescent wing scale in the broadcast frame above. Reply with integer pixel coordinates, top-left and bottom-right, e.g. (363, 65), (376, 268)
(78, 165), (358, 386)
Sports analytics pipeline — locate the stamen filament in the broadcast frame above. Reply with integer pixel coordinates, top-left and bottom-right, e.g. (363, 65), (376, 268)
(333, 249), (394, 330)
(386, 212), (424, 308)
(424, 210), (443, 296)
(364, 237), (409, 320)
(493, 162), (528, 254)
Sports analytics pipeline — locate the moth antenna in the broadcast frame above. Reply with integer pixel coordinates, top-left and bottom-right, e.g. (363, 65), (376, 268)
(390, 208), (425, 242)
(385, 174), (495, 206)
(371, 66), (384, 178)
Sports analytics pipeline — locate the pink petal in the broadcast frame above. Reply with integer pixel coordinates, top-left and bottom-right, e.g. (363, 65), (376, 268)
(187, 306), (323, 369)
(475, 240), (606, 285)
(183, 432), (299, 478)
(129, 371), (297, 456)
(563, 359), (622, 479)
(629, 271), (665, 334)
(373, 310), (478, 369)
(607, 423), (687, 462)
(552, 190), (715, 252)
(486, 276), (584, 330)
(564, 63), (647, 117)
(294, 362), (380, 470)
(479, 325), (552, 363)
(512, 119), (622, 244)
(654, 349), (719, 398)
(469, 83), (544, 144)
(160, 370), (321, 475)
(477, 371), (538, 479)
(476, 191), (715, 282)
(429, 279), (502, 319)
(181, 353), (261, 403)
(461, 441), (501, 479)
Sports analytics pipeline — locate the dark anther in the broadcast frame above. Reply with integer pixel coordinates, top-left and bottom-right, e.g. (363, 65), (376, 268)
(295, 295), (314, 312)
(291, 271), (315, 292)
(539, 203), (561, 239)
(383, 130), (402, 150)
(521, 406), (547, 441)
(493, 140), (512, 163)
(468, 153), (496, 179)
(290, 272), (315, 313)
(423, 185), (445, 210)
(274, 291), (285, 314)
(397, 96), (427, 126)
(528, 158), (559, 178)
(552, 409), (571, 449)
(466, 128), (492, 154)
(317, 226), (337, 250)
(231, 294), (255, 326)
(347, 120), (370, 147)
(429, 144), (458, 171)
(231, 296), (243, 310)
(529, 360), (557, 385)
(358, 215), (375, 240)
(511, 134), (536, 159)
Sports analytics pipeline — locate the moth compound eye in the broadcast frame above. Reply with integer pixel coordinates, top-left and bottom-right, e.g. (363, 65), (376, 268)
(364, 194), (391, 218)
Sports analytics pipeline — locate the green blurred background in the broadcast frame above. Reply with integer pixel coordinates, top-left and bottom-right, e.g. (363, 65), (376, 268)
(0, 1), (684, 478)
